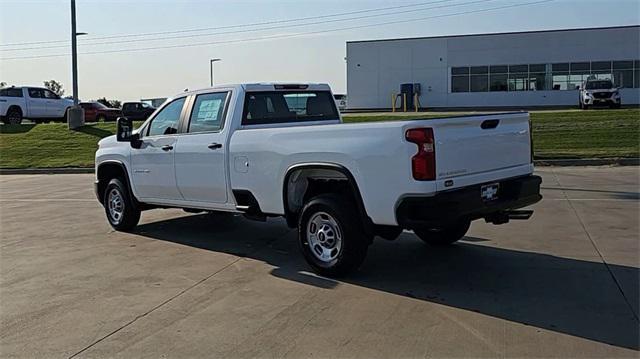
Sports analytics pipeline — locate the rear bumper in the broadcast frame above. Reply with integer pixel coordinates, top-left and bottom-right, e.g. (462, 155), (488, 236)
(396, 174), (542, 229)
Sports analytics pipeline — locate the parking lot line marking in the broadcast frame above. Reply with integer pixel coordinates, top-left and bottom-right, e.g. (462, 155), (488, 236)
(0, 198), (94, 202)
(544, 198), (638, 201)
(67, 233), (287, 359)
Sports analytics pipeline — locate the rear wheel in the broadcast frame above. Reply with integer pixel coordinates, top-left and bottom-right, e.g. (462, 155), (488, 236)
(414, 219), (471, 246)
(298, 194), (370, 277)
(103, 178), (140, 231)
(97, 115), (107, 122)
(4, 107), (22, 125)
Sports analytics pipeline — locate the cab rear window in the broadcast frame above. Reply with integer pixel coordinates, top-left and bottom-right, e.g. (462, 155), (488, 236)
(242, 91), (338, 126)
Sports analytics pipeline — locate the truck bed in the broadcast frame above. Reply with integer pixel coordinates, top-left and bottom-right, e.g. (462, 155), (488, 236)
(229, 112), (534, 226)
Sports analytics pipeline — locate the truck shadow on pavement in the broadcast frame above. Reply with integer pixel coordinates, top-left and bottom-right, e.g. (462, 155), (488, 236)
(134, 213), (639, 351)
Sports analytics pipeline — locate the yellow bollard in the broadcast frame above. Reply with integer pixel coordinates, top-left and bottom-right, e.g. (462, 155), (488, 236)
(403, 93), (407, 112)
(391, 93), (395, 113)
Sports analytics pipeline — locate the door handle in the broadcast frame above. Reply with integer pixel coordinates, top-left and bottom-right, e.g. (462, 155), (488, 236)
(207, 143), (222, 150)
(162, 145), (174, 151)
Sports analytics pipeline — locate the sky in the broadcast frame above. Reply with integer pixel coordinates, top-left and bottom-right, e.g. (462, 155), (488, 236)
(1, 0), (638, 102)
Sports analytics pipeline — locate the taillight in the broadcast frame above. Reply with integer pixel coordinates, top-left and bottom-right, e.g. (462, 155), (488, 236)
(406, 128), (435, 180)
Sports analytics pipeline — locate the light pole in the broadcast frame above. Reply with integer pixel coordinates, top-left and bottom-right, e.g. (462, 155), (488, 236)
(210, 58), (221, 87)
(68, 0), (87, 129)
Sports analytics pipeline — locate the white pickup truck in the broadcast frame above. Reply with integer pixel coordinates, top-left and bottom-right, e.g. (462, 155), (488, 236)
(0, 86), (74, 124)
(95, 83), (541, 277)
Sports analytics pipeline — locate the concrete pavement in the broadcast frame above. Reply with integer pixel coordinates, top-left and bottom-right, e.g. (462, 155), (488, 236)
(0, 167), (638, 358)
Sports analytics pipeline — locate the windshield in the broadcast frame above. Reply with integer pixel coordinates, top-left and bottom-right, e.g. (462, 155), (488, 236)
(94, 102), (108, 109)
(586, 81), (613, 90)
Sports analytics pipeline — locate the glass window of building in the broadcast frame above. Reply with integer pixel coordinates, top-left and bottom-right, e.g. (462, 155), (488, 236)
(451, 75), (470, 92)
(570, 62), (590, 73)
(470, 66), (488, 92)
(490, 74), (508, 91)
(613, 61), (635, 88)
(451, 67), (469, 75)
(451, 59), (640, 93)
(591, 61), (611, 71)
(489, 66), (508, 91)
(509, 73), (529, 91)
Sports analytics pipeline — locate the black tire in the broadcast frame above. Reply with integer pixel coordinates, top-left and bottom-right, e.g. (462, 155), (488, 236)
(583, 104), (589, 110)
(97, 115), (107, 122)
(298, 194), (370, 277)
(414, 219), (471, 246)
(610, 103), (621, 109)
(4, 107), (22, 125)
(103, 178), (140, 231)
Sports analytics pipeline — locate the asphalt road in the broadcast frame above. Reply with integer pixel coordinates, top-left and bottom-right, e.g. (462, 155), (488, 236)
(1, 167), (638, 358)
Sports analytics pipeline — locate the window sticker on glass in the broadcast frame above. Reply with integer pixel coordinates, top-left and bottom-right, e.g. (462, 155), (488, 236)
(197, 99), (222, 120)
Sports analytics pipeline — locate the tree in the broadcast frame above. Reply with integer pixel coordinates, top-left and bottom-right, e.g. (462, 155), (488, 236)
(43, 80), (64, 96)
(96, 97), (121, 108)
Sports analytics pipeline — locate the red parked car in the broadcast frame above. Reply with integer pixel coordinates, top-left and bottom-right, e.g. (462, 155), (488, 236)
(80, 102), (123, 122)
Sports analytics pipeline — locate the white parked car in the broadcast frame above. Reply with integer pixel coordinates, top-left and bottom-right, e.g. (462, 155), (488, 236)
(0, 86), (73, 124)
(95, 83), (542, 277)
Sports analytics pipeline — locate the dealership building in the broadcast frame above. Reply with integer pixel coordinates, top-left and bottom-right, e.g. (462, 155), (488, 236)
(346, 25), (640, 109)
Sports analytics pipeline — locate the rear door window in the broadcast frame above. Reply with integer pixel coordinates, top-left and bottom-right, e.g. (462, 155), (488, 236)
(43, 89), (60, 99)
(187, 92), (229, 133)
(242, 91), (338, 126)
(0, 88), (23, 97)
(28, 88), (44, 98)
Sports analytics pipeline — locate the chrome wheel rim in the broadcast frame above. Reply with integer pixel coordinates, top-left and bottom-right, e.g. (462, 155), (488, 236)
(306, 211), (343, 263)
(107, 188), (124, 224)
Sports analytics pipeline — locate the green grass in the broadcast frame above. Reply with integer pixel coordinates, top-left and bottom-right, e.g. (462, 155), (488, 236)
(342, 109), (640, 159)
(0, 121), (140, 168)
(0, 109), (638, 168)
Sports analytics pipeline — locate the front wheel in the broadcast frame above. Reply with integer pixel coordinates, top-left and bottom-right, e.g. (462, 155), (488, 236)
(104, 178), (140, 231)
(414, 219), (471, 246)
(298, 194), (370, 277)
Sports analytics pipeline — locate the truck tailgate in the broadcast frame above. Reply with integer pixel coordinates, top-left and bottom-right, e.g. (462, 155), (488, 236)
(432, 112), (531, 179)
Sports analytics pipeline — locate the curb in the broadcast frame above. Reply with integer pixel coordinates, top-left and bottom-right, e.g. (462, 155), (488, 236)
(1, 158), (638, 175)
(0, 167), (94, 175)
(534, 158), (639, 166)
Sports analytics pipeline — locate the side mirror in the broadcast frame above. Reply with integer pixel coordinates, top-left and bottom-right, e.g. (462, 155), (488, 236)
(116, 117), (133, 142)
(116, 117), (142, 148)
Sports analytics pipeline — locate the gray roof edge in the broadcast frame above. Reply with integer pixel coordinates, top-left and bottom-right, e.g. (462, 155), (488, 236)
(346, 25), (640, 44)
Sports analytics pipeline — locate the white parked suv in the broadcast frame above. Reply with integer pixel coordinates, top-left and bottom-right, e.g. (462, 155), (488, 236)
(95, 83), (542, 277)
(578, 79), (621, 109)
(0, 86), (73, 124)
